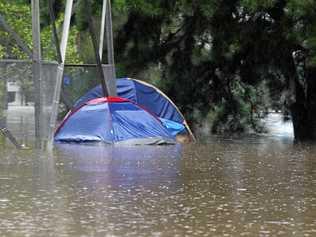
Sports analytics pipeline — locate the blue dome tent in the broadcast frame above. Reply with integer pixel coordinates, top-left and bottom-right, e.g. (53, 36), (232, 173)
(74, 78), (195, 139)
(55, 97), (176, 145)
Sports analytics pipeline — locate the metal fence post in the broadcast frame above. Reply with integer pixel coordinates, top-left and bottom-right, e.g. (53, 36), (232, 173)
(105, 0), (117, 96)
(31, 0), (43, 148)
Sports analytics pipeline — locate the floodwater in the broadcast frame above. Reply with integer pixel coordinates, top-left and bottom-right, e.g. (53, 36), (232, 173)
(0, 111), (316, 236)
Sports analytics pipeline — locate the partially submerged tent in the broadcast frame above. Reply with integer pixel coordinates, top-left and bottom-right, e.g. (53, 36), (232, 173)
(74, 78), (195, 139)
(54, 97), (176, 145)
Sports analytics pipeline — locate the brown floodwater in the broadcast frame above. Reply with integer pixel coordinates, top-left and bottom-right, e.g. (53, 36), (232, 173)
(0, 112), (315, 236)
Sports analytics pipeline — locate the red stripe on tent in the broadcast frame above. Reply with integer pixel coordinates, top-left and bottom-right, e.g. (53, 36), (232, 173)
(87, 96), (129, 105)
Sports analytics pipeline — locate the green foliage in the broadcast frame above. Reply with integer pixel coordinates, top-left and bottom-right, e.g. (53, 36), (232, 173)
(2, 0), (316, 137)
(0, 0), (32, 59)
(210, 79), (269, 134)
(0, 0), (81, 63)
(76, 0), (90, 31)
(114, 0), (163, 16)
(239, 0), (276, 11)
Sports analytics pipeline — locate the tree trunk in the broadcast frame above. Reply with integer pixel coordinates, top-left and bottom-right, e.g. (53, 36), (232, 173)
(290, 67), (316, 141)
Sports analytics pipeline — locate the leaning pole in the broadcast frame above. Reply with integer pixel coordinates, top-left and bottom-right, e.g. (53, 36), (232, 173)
(47, 0), (74, 149)
(105, 0), (117, 96)
(101, 0), (117, 96)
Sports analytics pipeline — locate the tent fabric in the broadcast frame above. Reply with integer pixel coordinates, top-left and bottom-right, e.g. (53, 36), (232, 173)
(159, 118), (186, 136)
(55, 97), (176, 145)
(74, 78), (185, 124)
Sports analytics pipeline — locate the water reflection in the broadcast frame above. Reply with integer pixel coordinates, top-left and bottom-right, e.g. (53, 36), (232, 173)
(0, 148), (73, 236)
(55, 144), (182, 188)
(51, 144), (183, 236)
(263, 113), (294, 139)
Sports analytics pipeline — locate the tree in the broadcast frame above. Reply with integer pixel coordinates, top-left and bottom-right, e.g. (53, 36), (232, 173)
(112, 0), (271, 132)
(112, 0), (316, 140)
(0, 0), (81, 62)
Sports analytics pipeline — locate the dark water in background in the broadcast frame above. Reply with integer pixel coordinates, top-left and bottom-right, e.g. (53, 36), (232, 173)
(0, 111), (315, 236)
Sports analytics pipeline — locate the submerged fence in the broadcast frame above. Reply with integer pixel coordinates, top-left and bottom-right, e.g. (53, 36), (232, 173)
(0, 60), (101, 148)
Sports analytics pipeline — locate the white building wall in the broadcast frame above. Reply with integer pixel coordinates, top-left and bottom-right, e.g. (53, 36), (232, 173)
(7, 82), (22, 106)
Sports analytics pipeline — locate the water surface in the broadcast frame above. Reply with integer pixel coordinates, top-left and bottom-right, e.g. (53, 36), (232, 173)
(0, 112), (315, 236)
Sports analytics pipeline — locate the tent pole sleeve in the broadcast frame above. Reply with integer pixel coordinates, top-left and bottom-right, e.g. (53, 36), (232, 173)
(183, 121), (196, 142)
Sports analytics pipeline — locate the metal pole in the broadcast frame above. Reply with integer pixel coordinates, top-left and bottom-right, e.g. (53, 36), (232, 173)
(88, 18), (109, 97)
(47, 0), (74, 149)
(0, 127), (26, 149)
(48, 0), (62, 63)
(106, 0), (115, 66)
(60, 0), (73, 62)
(99, 0), (107, 60)
(105, 0), (117, 96)
(31, 0), (43, 147)
(84, 0), (109, 97)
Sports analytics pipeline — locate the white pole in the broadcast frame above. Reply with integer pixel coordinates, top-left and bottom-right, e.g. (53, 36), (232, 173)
(104, 0), (117, 96)
(99, 0), (107, 60)
(60, 0), (74, 62)
(47, 0), (74, 149)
